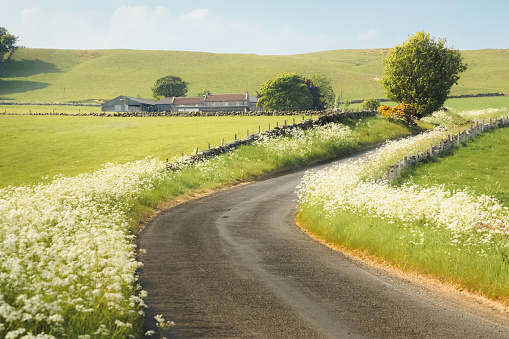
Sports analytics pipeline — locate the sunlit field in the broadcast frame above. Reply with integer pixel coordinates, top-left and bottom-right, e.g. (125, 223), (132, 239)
(0, 114), (313, 187)
(1, 48), (507, 103)
(0, 105), (102, 115)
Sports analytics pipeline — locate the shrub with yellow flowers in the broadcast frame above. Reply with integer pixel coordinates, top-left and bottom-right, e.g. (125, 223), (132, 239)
(377, 102), (416, 122)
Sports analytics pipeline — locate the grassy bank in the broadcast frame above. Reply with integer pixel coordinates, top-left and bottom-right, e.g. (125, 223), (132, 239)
(297, 108), (509, 303)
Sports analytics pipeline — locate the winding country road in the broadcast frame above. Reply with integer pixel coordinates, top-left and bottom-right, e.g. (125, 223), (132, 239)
(139, 152), (509, 338)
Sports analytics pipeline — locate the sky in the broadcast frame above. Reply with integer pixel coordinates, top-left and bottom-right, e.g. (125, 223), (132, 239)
(3, 0), (509, 55)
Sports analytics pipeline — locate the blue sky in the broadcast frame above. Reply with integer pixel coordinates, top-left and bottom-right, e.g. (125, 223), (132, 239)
(3, 0), (509, 55)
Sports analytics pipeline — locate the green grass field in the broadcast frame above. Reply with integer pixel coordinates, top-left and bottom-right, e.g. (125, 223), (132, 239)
(0, 104), (102, 114)
(0, 48), (507, 103)
(444, 96), (509, 112)
(401, 127), (509, 206)
(1, 95), (507, 189)
(0, 114), (305, 187)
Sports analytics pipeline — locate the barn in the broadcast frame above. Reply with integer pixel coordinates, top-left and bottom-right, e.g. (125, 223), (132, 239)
(101, 96), (156, 112)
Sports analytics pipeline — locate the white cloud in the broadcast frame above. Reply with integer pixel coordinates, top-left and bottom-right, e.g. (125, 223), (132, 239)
(14, 5), (336, 54)
(102, 5), (328, 54)
(21, 7), (43, 25)
(358, 28), (379, 41)
(182, 8), (213, 20)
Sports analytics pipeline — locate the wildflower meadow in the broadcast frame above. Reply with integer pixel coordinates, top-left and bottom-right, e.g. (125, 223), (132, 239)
(0, 159), (167, 338)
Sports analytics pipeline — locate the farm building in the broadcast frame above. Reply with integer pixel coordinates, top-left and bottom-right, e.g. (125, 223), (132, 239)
(101, 96), (156, 112)
(102, 93), (259, 113)
(201, 93), (251, 112)
(156, 96), (206, 112)
(156, 92), (258, 113)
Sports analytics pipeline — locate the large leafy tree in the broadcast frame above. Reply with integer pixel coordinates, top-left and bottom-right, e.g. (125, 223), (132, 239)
(304, 78), (323, 110)
(307, 73), (335, 110)
(380, 31), (467, 118)
(257, 72), (312, 111)
(152, 75), (188, 99)
(0, 27), (18, 56)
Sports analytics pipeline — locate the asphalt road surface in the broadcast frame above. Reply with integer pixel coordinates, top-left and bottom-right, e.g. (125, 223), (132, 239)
(139, 152), (509, 338)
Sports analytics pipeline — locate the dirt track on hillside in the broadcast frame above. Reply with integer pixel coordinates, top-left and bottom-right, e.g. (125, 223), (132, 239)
(139, 153), (509, 338)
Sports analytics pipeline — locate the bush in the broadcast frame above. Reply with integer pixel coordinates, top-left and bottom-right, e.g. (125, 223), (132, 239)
(361, 98), (381, 111)
(392, 103), (417, 121)
(377, 104), (393, 119)
(377, 103), (416, 123)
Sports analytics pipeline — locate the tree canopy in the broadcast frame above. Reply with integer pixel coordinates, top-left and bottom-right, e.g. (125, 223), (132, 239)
(152, 75), (188, 99)
(196, 90), (211, 97)
(360, 98), (381, 111)
(380, 31), (467, 118)
(307, 73), (335, 110)
(304, 78), (323, 110)
(0, 27), (18, 56)
(257, 72), (312, 111)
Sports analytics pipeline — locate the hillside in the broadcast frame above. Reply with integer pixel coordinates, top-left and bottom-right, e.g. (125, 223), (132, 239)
(0, 48), (507, 103)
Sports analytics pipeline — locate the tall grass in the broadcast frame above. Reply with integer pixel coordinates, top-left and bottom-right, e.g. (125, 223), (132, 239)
(297, 109), (509, 302)
(0, 116), (413, 338)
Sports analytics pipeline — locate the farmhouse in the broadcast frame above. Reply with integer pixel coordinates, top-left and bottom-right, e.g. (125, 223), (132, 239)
(155, 96), (206, 112)
(101, 96), (156, 112)
(101, 92), (259, 113)
(156, 92), (258, 113)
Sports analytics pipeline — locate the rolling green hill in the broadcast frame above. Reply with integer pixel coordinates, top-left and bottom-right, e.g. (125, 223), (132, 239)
(0, 48), (507, 103)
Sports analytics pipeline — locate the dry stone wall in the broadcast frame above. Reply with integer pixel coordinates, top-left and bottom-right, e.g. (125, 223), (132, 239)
(381, 117), (509, 181)
(166, 111), (376, 170)
(1, 109), (360, 117)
